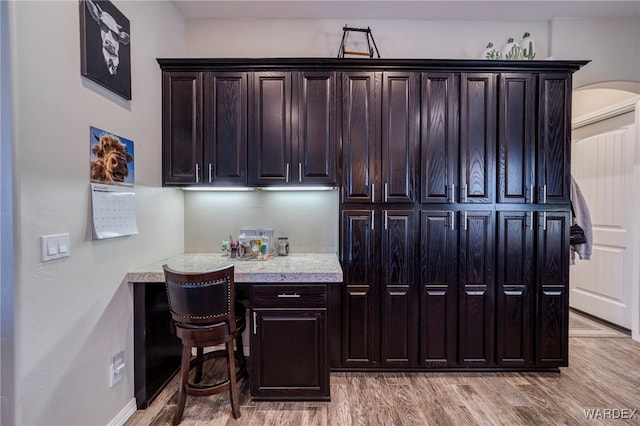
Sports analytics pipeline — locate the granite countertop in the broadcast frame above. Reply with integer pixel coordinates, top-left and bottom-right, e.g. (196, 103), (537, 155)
(126, 253), (343, 284)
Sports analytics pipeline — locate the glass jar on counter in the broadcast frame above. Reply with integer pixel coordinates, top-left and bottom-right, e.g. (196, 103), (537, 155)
(277, 237), (289, 256)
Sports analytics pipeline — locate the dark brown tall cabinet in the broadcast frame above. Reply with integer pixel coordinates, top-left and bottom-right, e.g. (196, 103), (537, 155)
(159, 58), (586, 373)
(162, 71), (248, 186)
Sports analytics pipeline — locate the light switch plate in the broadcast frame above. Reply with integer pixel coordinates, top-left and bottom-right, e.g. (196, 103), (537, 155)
(40, 233), (70, 261)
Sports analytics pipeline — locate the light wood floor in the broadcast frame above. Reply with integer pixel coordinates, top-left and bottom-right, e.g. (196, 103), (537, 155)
(125, 313), (640, 425)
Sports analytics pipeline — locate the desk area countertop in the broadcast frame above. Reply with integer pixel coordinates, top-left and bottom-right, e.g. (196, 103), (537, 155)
(126, 253), (343, 283)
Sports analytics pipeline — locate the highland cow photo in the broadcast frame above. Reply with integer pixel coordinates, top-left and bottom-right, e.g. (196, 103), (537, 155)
(89, 126), (134, 185)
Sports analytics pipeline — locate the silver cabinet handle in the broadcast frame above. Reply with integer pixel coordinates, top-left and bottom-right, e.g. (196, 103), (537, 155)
(542, 185), (547, 204)
(285, 163), (290, 183)
(543, 211), (547, 231)
(298, 162), (302, 183)
(195, 163), (200, 183)
(253, 311), (257, 335)
(371, 210), (375, 230)
(530, 184), (534, 203)
(529, 212), (533, 231)
(450, 211), (455, 230)
(464, 211), (468, 231)
(371, 183), (375, 203)
(449, 184), (455, 203)
(277, 293), (300, 298)
(384, 210), (388, 230)
(461, 185), (468, 202)
(384, 183), (388, 203)
(208, 164), (213, 183)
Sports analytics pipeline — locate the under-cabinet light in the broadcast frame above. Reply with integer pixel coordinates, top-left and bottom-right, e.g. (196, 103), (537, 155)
(181, 187), (255, 192)
(259, 186), (337, 192)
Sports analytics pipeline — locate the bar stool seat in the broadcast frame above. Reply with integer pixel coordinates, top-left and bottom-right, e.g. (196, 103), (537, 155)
(163, 264), (247, 425)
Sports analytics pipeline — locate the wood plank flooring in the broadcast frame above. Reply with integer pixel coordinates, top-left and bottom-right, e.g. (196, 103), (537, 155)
(125, 314), (640, 425)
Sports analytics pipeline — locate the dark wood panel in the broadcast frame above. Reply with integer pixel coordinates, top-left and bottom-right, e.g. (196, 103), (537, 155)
(162, 72), (202, 185)
(380, 210), (416, 366)
(251, 310), (328, 399)
(249, 72), (292, 185)
(419, 210), (457, 367)
(340, 209), (378, 366)
(204, 72), (247, 185)
(341, 72), (381, 203)
(458, 210), (495, 366)
(538, 73), (571, 204)
(381, 72), (418, 203)
(496, 211), (534, 366)
(536, 211), (570, 367)
(497, 74), (535, 203)
(420, 73), (458, 203)
(297, 71), (338, 184)
(459, 73), (496, 204)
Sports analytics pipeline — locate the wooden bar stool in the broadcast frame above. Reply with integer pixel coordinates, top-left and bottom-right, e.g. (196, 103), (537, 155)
(163, 264), (247, 425)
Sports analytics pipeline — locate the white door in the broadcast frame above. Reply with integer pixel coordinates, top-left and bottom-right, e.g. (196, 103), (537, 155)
(570, 110), (637, 329)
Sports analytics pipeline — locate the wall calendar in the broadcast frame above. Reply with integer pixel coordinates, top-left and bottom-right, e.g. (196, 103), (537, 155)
(90, 183), (138, 239)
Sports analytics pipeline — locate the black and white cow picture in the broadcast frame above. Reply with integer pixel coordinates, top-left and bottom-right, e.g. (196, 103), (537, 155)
(79, 0), (131, 99)
(85, 0), (130, 75)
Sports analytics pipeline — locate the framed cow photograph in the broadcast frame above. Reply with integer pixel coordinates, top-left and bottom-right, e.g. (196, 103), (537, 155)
(79, 0), (131, 100)
(89, 126), (135, 186)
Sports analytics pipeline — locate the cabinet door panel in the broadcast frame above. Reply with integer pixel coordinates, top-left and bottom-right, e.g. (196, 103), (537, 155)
(421, 73), (458, 203)
(298, 72), (337, 184)
(460, 73), (496, 204)
(382, 73), (418, 203)
(341, 210), (377, 366)
(341, 72), (381, 203)
(381, 210), (415, 366)
(496, 211), (534, 366)
(250, 72), (292, 185)
(498, 74), (535, 203)
(251, 310), (328, 398)
(204, 72), (247, 185)
(419, 211), (457, 367)
(538, 74), (571, 204)
(459, 210), (495, 366)
(163, 72), (202, 185)
(536, 211), (569, 366)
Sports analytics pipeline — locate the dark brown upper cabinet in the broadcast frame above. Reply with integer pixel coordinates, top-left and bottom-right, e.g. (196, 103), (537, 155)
(538, 73), (572, 204)
(459, 73), (497, 204)
(342, 72), (418, 203)
(162, 71), (248, 186)
(162, 71), (203, 185)
(420, 73), (459, 203)
(204, 72), (248, 185)
(249, 71), (338, 186)
(497, 74), (535, 204)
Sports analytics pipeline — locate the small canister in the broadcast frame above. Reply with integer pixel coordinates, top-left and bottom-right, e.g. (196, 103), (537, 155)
(277, 237), (289, 256)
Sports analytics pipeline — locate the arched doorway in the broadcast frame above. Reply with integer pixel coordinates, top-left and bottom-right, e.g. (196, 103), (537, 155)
(570, 81), (640, 341)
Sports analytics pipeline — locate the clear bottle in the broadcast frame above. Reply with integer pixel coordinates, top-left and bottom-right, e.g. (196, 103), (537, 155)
(277, 237), (289, 256)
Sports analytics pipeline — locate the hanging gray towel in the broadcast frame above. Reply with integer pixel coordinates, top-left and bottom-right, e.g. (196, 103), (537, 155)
(570, 176), (593, 261)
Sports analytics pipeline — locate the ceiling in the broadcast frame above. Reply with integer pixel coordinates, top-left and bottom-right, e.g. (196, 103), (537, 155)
(172, 0), (640, 21)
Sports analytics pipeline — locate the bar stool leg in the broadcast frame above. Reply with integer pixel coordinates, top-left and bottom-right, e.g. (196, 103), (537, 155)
(173, 344), (192, 426)
(226, 339), (240, 419)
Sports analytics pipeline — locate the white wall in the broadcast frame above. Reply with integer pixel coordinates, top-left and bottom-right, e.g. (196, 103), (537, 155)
(186, 18), (549, 59)
(9, 1), (185, 424)
(551, 18), (640, 89)
(184, 190), (339, 254)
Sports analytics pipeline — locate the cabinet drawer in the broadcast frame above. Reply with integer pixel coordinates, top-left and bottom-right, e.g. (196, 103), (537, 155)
(252, 284), (327, 308)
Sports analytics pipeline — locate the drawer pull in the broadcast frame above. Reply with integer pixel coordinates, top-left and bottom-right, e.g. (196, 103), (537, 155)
(277, 293), (301, 298)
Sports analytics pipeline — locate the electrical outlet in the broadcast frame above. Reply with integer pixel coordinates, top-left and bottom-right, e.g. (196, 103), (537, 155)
(110, 351), (125, 387)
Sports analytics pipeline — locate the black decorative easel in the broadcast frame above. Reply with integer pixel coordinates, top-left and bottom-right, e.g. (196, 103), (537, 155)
(338, 26), (380, 58)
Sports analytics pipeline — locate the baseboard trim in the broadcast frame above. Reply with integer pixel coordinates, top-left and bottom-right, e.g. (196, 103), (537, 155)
(108, 398), (137, 426)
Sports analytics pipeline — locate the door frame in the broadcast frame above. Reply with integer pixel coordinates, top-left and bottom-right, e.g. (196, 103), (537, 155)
(572, 95), (640, 342)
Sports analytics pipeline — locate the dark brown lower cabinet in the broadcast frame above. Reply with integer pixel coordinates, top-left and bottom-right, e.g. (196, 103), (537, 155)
(250, 284), (329, 400)
(339, 207), (569, 371)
